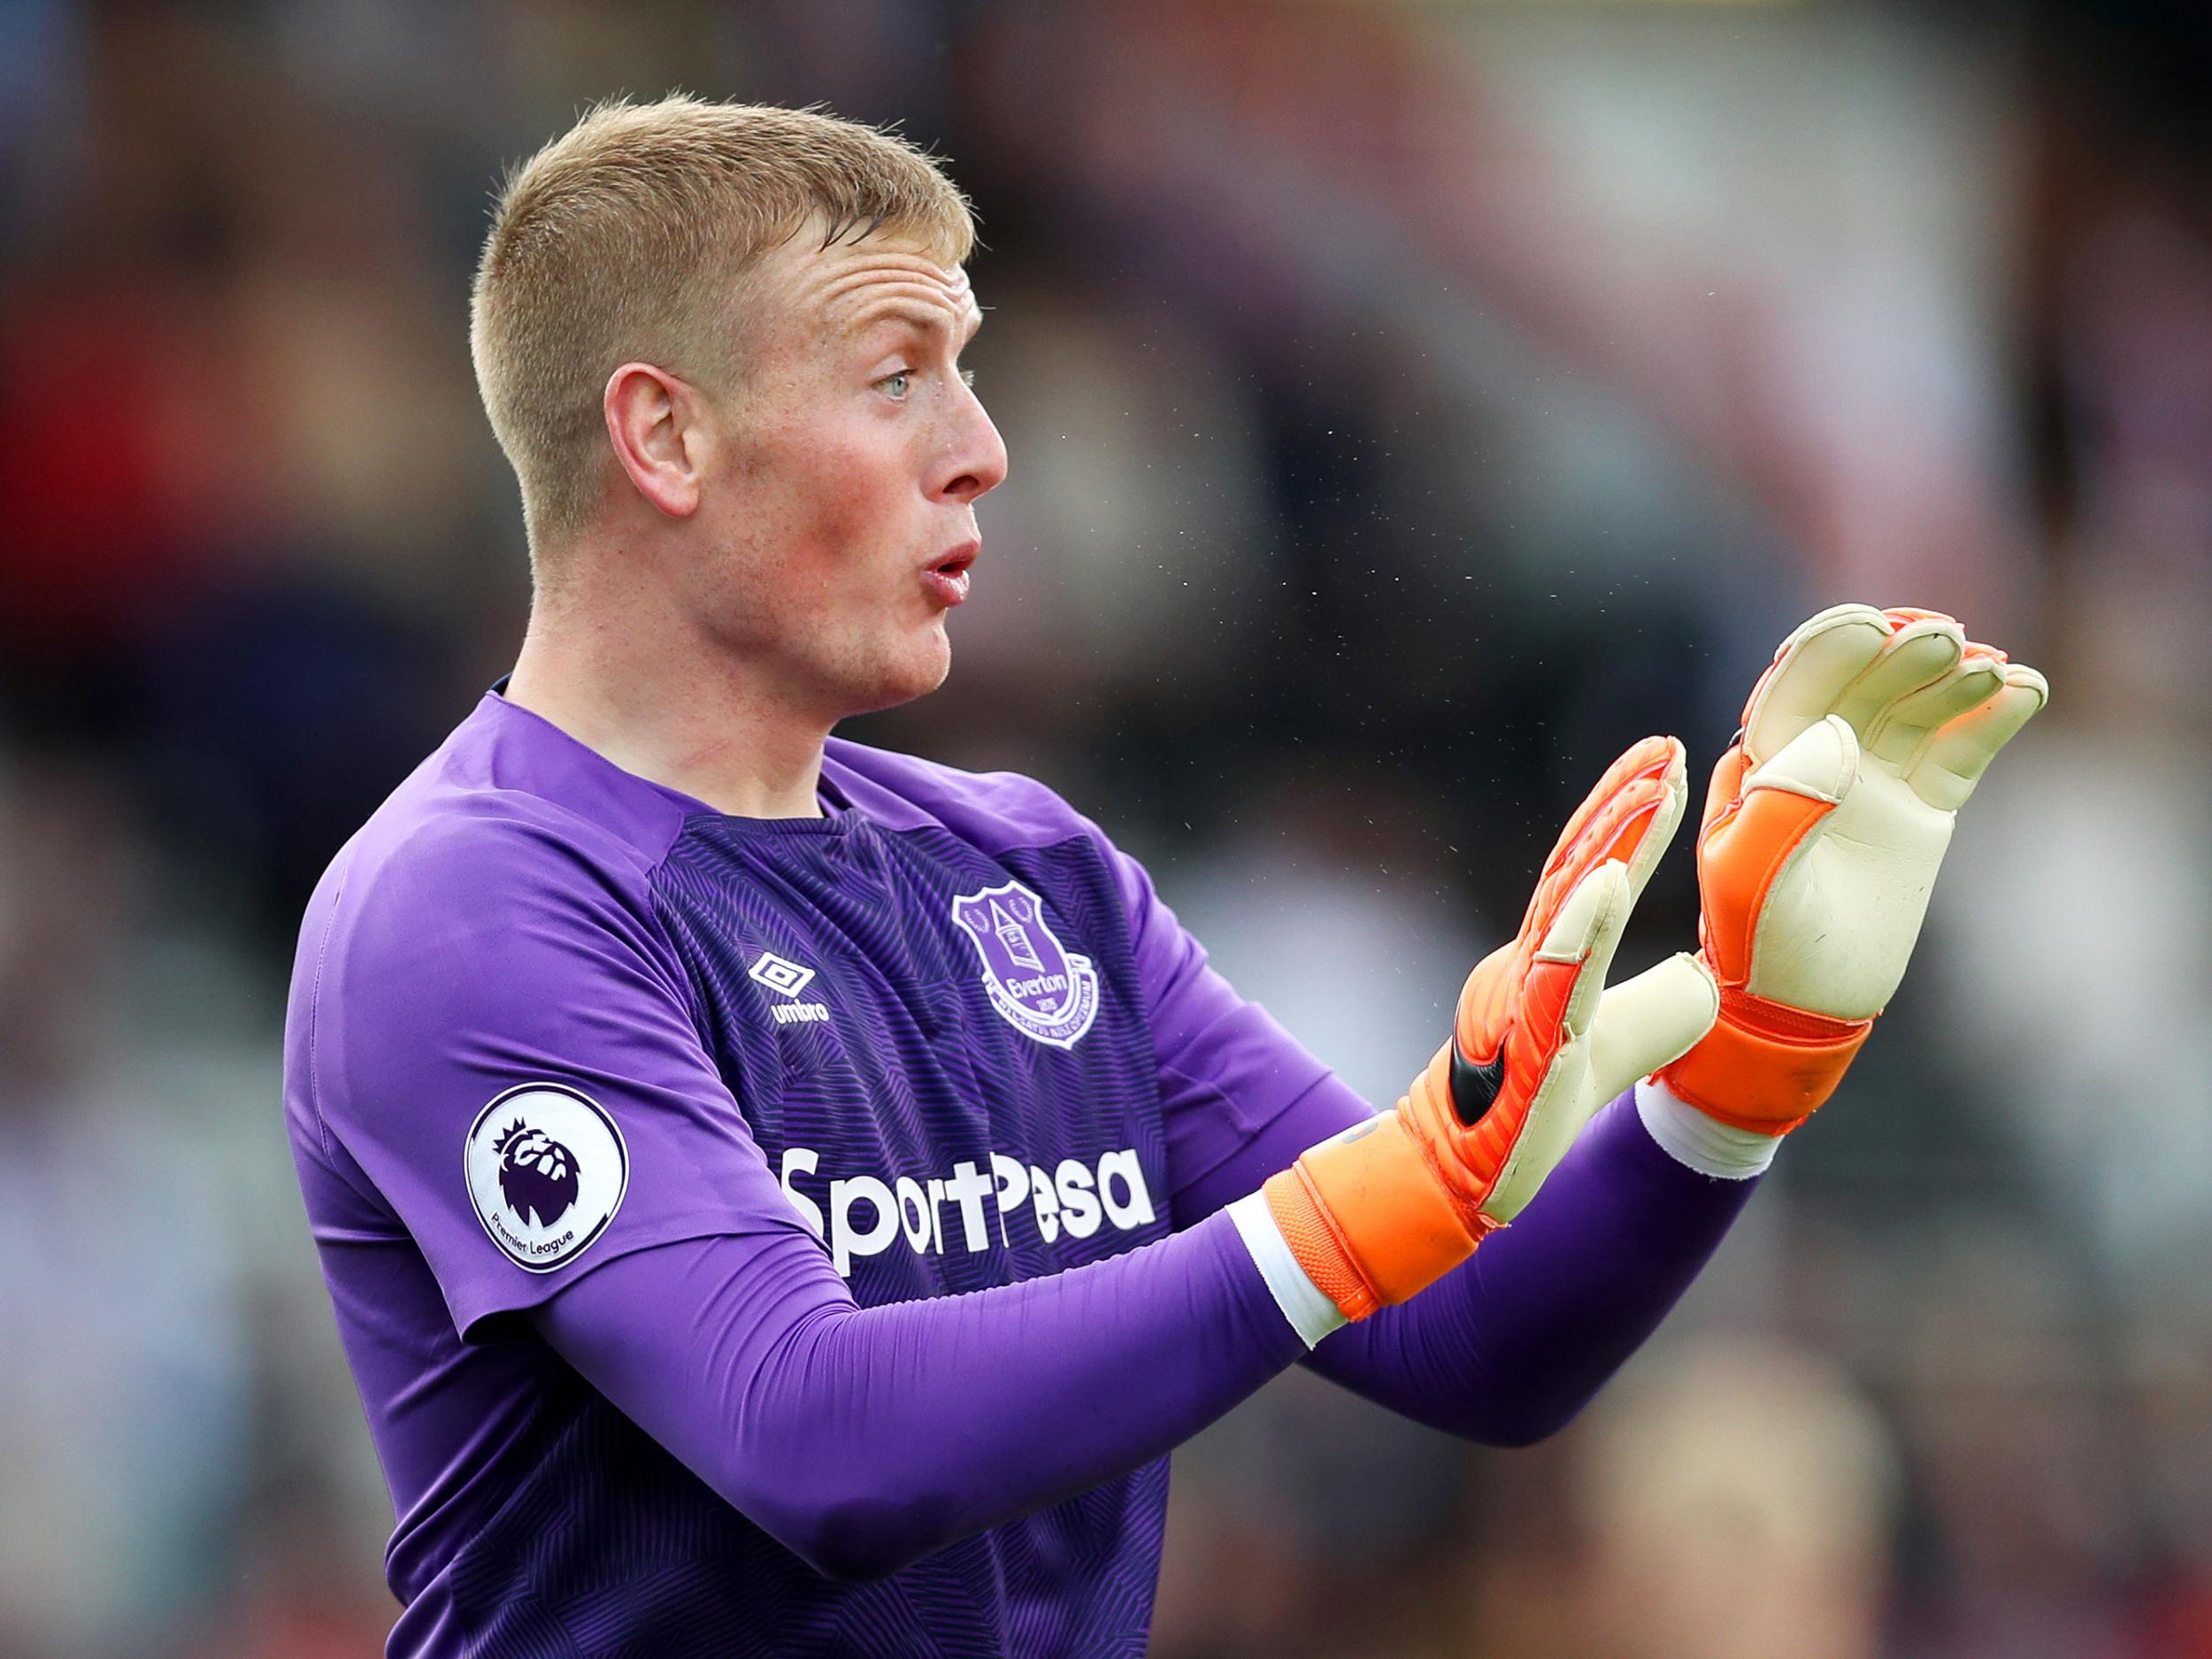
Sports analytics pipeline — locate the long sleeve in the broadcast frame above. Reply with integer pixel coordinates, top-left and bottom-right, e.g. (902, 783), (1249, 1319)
(1168, 1051), (1756, 1444)
(532, 1206), (1306, 1582)
(1300, 1088), (1758, 1442)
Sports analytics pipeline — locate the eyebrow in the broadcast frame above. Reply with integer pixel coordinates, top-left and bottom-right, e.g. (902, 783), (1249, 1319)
(852, 302), (984, 346)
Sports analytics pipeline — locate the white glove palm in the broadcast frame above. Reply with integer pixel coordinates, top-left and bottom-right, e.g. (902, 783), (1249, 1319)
(1662, 605), (2047, 1133)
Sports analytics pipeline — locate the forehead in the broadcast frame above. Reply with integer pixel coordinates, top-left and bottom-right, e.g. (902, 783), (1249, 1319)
(755, 230), (980, 345)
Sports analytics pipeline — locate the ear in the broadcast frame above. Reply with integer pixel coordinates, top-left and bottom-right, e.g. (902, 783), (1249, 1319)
(603, 361), (710, 518)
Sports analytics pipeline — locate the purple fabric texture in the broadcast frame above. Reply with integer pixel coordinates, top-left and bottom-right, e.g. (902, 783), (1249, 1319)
(534, 1209), (1302, 1582)
(286, 689), (1755, 1658)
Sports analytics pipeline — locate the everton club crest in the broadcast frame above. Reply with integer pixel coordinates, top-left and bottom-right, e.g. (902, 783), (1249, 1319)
(950, 879), (1101, 1049)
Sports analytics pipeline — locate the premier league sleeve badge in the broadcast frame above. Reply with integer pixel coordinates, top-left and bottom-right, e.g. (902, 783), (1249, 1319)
(464, 1082), (630, 1271)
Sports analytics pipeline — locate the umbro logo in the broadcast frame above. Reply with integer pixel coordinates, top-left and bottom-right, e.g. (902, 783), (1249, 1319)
(749, 951), (832, 1026)
(749, 951), (817, 997)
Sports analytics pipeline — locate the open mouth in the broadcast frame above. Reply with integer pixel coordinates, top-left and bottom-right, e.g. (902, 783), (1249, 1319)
(923, 542), (979, 607)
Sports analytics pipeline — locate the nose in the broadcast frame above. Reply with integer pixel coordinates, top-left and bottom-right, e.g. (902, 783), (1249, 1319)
(933, 383), (1009, 507)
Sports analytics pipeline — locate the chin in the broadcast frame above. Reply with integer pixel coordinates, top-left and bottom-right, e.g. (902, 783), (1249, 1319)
(842, 634), (952, 718)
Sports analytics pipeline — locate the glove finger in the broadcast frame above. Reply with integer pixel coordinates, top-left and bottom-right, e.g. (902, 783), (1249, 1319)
(1907, 664), (2048, 810)
(1475, 864), (1638, 1220)
(1881, 604), (1963, 630)
(1485, 1052), (1607, 1224)
(1535, 860), (1632, 1041)
(1524, 737), (1683, 941)
(1541, 736), (1678, 872)
(1586, 952), (1720, 1100)
(1829, 615), (1966, 739)
(1474, 738), (1681, 1079)
(1741, 605), (1893, 761)
(1619, 738), (1689, 902)
(1743, 711), (1858, 807)
(1564, 757), (1679, 895)
(1863, 654), (2008, 771)
(1446, 860), (1623, 1193)
(1701, 717), (1857, 981)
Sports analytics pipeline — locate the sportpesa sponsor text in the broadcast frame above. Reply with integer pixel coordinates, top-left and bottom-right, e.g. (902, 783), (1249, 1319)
(779, 1144), (1157, 1275)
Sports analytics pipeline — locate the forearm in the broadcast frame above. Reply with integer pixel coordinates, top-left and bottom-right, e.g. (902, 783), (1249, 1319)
(1304, 1086), (1760, 1443)
(534, 1209), (1303, 1581)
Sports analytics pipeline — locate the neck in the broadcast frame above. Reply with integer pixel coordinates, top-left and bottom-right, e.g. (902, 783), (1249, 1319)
(505, 578), (830, 821)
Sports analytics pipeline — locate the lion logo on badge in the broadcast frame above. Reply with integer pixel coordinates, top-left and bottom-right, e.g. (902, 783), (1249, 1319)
(949, 879), (1101, 1049)
(493, 1121), (580, 1229)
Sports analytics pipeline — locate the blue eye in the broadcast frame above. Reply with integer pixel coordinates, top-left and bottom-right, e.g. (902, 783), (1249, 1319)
(879, 372), (910, 399)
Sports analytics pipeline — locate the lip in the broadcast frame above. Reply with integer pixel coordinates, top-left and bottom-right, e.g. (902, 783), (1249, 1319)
(923, 540), (979, 609)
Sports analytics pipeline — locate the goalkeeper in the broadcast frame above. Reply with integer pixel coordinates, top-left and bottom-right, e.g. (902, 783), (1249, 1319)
(283, 96), (2045, 1659)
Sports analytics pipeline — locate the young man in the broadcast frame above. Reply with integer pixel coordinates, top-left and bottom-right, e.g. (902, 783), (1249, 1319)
(285, 98), (2045, 1658)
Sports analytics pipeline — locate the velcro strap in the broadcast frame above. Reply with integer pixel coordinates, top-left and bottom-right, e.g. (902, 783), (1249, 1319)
(1263, 1112), (1493, 1320)
(1659, 987), (1871, 1135)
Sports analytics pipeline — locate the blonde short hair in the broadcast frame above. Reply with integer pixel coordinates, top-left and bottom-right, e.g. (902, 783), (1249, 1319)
(470, 96), (975, 551)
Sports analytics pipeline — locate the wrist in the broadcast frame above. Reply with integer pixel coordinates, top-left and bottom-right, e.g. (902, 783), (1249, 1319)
(1633, 1076), (1780, 1179)
(1259, 1110), (1494, 1323)
(1225, 1192), (1348, 1348)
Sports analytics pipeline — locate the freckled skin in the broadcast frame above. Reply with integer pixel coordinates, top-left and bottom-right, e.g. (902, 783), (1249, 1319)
(686, 235), (1005, 724)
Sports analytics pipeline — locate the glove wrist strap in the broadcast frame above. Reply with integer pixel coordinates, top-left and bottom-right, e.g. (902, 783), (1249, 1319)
(1659, 985), (1871, 1136)
(1261, 1111), (1494, 1322)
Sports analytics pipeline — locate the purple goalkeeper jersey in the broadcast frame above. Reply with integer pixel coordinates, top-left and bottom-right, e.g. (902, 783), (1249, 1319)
(287, 689), (1760, 1659)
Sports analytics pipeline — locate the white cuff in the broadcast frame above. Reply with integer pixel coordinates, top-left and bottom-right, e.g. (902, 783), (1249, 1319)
(1634, 1076), (1780, 1180)
(1226, 1190), (1348, 1348)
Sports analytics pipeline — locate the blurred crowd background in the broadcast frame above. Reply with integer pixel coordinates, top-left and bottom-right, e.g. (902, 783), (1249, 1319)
(5, 1), (2211, 1655)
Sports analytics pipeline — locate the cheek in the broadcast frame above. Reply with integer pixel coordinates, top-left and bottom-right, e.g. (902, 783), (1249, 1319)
(757, 426), (915, 574)
(812, 472), (903, 579)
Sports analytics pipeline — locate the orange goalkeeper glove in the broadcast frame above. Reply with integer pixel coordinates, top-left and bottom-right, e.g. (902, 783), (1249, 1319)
(1258, 736), (1720, 1322)
(1660, 604), (2048, 1135)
